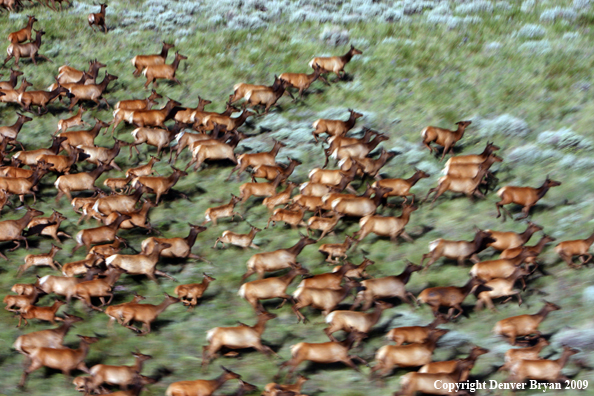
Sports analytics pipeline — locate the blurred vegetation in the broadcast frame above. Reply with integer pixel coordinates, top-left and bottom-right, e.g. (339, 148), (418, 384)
(1, 0), (594, 395)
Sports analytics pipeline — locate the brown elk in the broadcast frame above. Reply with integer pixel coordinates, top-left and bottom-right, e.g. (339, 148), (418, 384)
(418, 345), (490, 382)
(0, 69), (23, 90)
(201, 109), (255, 132)
(278, 331), (368, 379)
(13, 313), (82, 356)
(296, 261), (357, 291)
(230, 77), (281, 104)
(421, 229), (495, 269)
(66, 73), (118, 110)
(252, 158), (302, 182)
(132, 42), (175, 76)
(332, 257), (374, 279)
(395, 359), (475, 396)
(475, 267), (531, 312)
(61, 252), (104, 277)
(131, 167), (187, 204)
(141, 224), (208, 261)
(331, 186), (392, 217)
(306, 212), (343, 241)
(18, 84), (67, 115)
(19, 335), (99, 388)
(385, 316), (449, 346)
(143, 51), (187, 88)
(292, 194), (323, 213)
(554, 230), (594, 268)
(190, 101), (239, 130)
(110, 92), (163, 135)
(493, 301), (561, 345)
(309, 44), (363, 80)
(55, 106), (88, 135)
(35, 268), (102, 302)
(500, 234), (556, 263)
(239, 172), (284, 203)
(72, 213), (132, 253)
(165, 366), (242, 396)
(103, 199), (157, 232)
(421, 120), (472, 161)
(92, 186), (146, 216)
(318, 235), (356, 263)
(0, 112), (31, 149)
(423, 164), (490, 207)
(4, 29), (51, 67)
(469, 248), (537, 284)
(506, 346), (579, 384)
(354, 202), (418, 243)
(341, 148), (396, 180)
(117, 293), (180, 335)
(308, 161), (361, 188)
(88, 3), (108, 33)
(202, 312), (278, 367)
(104, 293), (146, 327)
(214, 224), (261, 249)
(495, 176), (562, 221)
(203, 194), (242, 226)
(238, 263), (309, 313)
(0, 161), (51, 203)
(328, 134), (389, 165)
(280, 64), (328, 99)
(8, 16), (37, 44)
(126, 156), (160, 178)
(124, 98), (182, 129)
(4, 286), (44, 312)
(0, 78), (32, 105)
(89, 236), (127, 257)
(443, 153), (502, 178)
(11, 283), (37, 296)
(486, 221), (543, 251)
(370, 329), (449, 378)
(292, 279), (361, 323)
(445, 141), (501, 167)
(263, 375), (309, 396)
(73, 265), (126, 311)
(174, 273), (216, 309)
(324, 301), (392, 341)
(88, 351), (153, 392)
(17, 299), (66, 327)
(58, 118), (110, 151)
(55, 59), (106, 86)
(17, 244), (62, 276)
(241, 236), (316, 281)
(104, 176), (132, 194)
(266, 203), (307, 230)
(0, 207), (43, 257)
(243, 77), (292, 115)
(38, 146), (89, 174)
(263, 182), (298, 211)
(499, 338), (550, 372)
(106, 241), (175, 283)
(417, 277), (487, 319)
(351, 261), (423, 310)
(54, 161), (113, 202)
(312, 109), (363, 143)
(78, 138), (127, 171)
(228, 139), (286, 181)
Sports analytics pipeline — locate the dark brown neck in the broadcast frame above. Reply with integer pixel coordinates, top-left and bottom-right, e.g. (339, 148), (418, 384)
(160, 45), (171, 59)
(185, 228), (201, 248)
(286, 238), (309, 256)
(89, 121), (105, 138)
(346, 114), (358, 129)
(89, 165), (109, 181)
(213, 374), (231, 391)
(340, 49), (354, 64)
(252, 316), (270, 335)
(55, 319), (75, 339)
(34, 33), (42, 48)
(110, 216), (129, 230)
(366, 135), (384, 152)
(279, 268), (301, 285)
(8, 72), (19, 88)
(534, 306), (554, 323)
(586, 231), (594, 245)
(98, 75), (112, 91)
(461, 279), (478, 296)
(154, 298), (176, 315)
(171, 57), (183, 72)
(396, 265), (415, 284)
(406, 172), (423, 186)
(12, 117), (27, 132)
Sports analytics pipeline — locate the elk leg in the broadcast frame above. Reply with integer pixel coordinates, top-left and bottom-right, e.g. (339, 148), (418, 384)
(291, 304), (307, 323)
(9, 240), (21, 251)
(341, 357), (362, 372)
(351, 355), (369, 366)
(399, 231), (414, 243)
(154, 269), (177, 282)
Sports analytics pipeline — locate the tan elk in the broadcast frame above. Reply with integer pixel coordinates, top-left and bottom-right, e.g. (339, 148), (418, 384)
(88, 351), (153, 393)
(421, 229), (495, 269)
(131, 167), (187, 204)
(554, 230), (594, 268)
(374, 169), (431, 204)
(418, 345), (490, 382)
(324, 301), (392, 341)
(165, 367), (242, 396)
(143, 51), (187, 88)
(354, 202), (418, 243)
(54, 162), (113, 202)
(174, 273), (216, 309)
(417, 277), (487, 319)
(292, 279), (361, 323)
(385, 316), (449, 346)
(332, 257), (375, 279)
(17, 244), (62, 276)
(228, 139), (285, 181)
(493, 301), (561, 345)
(506, 346), (579, 384)
(17, 299), (66, 327)
(318, 235), (356, 263)
(106, 241), (176, 283)
(486, 222), (543, 251)
(117, 293), (180, 335)
(141, 224), (208, 261)
(0, 207), (44, 258)
(4, 29), (51, 67)
(306, 212), (343, 241)
(214, 224), (261, 249)
(311, 109), (363, 142)
(475, 267), (531, 312)
(499, 338), (550, 372)
(203, 194), (242, 226)
(132, 42), (175, 76)
(72, 213), (132, 253)
(103, 293), (146, 327)
(421, 120), (472, 161)
(263, 182), (298, 211)
(309, 44), (363, 80)
(8, 16), (38, 44)
(55, 106), (88, 135)
(73, 265), (126, 311)
(280, 64), (328, 99)
(495, 176), (562, 221)
(13, 313), (83, 356)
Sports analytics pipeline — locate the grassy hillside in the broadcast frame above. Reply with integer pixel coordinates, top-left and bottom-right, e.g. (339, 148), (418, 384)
(1, 0), (594, 395)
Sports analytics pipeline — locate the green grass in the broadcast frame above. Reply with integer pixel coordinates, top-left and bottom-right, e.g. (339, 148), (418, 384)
(1, 1), (594, 395)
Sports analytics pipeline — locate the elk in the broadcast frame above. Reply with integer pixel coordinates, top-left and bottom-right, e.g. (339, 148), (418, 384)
(4, 29), (51, 68)
(331, 186), (392, 217)
(103, 199), (157, 232)
(0, 113), (31, 149)
(110, 92), (163, 135)
(0, 161), (51, 203)
(61, 252), (104, 277)
(132, 42), (175, 76)
(263, 375), (309, 396)
(54, 162), (113, 202)
(73, 265), (125, 311)
(8, 15), (37, 44)
(55, 59), (106, 85)
(328, 134), (390, 165)
(308, 161), (361, 187)
(238, 263), (309, 313)
(228, 139), (286, 181)
(104, 176), (132, 194)
(13, 313), (83, 355)
(55, 106), (88, 135)
(354, 202), (418, 243)
(170, 123), (229, 163)
(19, 335), (99, 388)
(0, 207), (43, 257)
(506, 346), (579, 384)
(17, 299), (66, 327)
(184, 133), (241, 171)
(92, 186), (146, 216)
(312, 109), (363, 143)
(445, 141), (501, 166)
(469, 248), (537, 284)
(332, 257), (374, 279)
(324, 301), (392, 341)
(190, 101), (239, 130)
(395, 359), (475, 396)
(72, 213), (132, 253)
(292, 279), (361, 323)
(423, 164), (490, 207)
(306, 212), (343, 241)
(486, 222), (543, 251)
(66, 73), (118, 110)
(278, 330), (368, 379)
(0, 78), (32, 105)
(18, 84), (67, 115)
(493, 301), (561, 345)
(11, 283), (37, 296)
(117, 293), (180, 335)
(243, 77), (292, 115)
(17, 244), (62, 276)
(418, 345), (490, 382)
(370, 329), (449, 378)
(89, 236), (127, 257)
(499, 338), (550, 372)
(342, 148), (396, 180)
(0, 68), (24, 90)
(421, 229), (495, 269)
(125, 98), (182, 129)
(88, 3), (108, 33)
(238, 172), (284, 203)
(554, 230), (594, 268)
(241, 235), (316, 281)
(106, 241), (175, 283)
(385, 316), (449, 346)
(4, 286), (44, 312)
(104, 293), (146, 326)
(417, 277), (487, 319)
(263, 182), (298, 211)
(351, 262), (422, 310)
(58, 118), (110, 150)
(252, 158), (302, 182)
(203, 194), (242, 226)
(35, 268), (102, 302)
(143, 51), (187, 88)
(141, 224), (207, 261)
(88, 351), (153, 392)
(230, 77), (281, 104)
(443, 153), (502, 178)
(38, 146), (89, 174)
(309, 44), (363, 80)
(174, 273), (216, 309)
(421, 120), (472, 161)
(500, 234), (556, 263)
(126, 156), (159, 178)
(280, 64), (328, 99)
(201, 109), (255, 132)
(78, 138), (126, 170)
(131, 167), (187, 204)
(292, 194), (323, 213)
(214, 224), (261, 249)
(318, 235), (356, 263)
(495, 176), (562, 221)
(266, 203), (307, 230)
(202, 312), (278, 367)
(296, 261), (357, 291)
(475, 267), (531, 312)
(165, 366), (242, 396)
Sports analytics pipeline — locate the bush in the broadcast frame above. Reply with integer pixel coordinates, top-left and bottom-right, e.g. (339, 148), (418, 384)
(475, 114), (530, 138)
(515, 24), (546, 39)
(538, 128), (593, 150)
(518, 40), (552, 55)
(540, 7), (578, 23)
(228, 15), (268, 30)
(455, 1), (494, 15)
(320, 26), (351, 47)
(573, 0), (592, 9)
(507, 144), (560, 165)
(521, 0), (535, 13)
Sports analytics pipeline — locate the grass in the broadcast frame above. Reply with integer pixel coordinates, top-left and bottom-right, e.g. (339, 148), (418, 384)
(1, 0), (594, 395)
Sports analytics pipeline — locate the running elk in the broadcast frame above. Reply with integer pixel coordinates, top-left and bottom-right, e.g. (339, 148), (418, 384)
(499, 338), (550, 372)
(495, 176), (562, 221)
(554, 230), (594, 268)
(228, 139), (285, 181)
(311, 109), (362, 143)
(132, 42), (175, 76)
(0, 207), (43, 257)
(423, 165), (489, 207)
(395, 359), (474, 396)
(280, 64), (328, 99)
(445, 141), (500, 166)
(72, 213), (132, 253)
(4, 29), (51, 67)
(143, 51), (187, 88)
(506, 346), (579, 384)
(486, 222), (543, 251)
(54, 161), (113, 201)
(66, 73), (118, 110)
(203, 194), (242, 226)
(117, 293), (180, 335)
(214, 224), (261, 249)
(243, 77), (291, 115)
(421, 229), (495, 269)
(13, 313), (82, 355)
(8, 16), (37, 44)
(493, 301), (561, 345)
(385, 316), (448, 346)
(309, 44), (363, 80)
(354, 202), (417, 243)
(418, 346), (489, 382)
(417, 277), (487, 319)
(55, 106), (88, 134)
(475, 267), (531, 312)
(324, 301), (392, 341)
(131, 167), (187, 204)
(17, 299), (66, 327)
(18, 244), (62, 276)
(165, 366), (241, 396)
(318, 235), (356, 263)
(88, 3), (108, 33)
(106, 241), (176, 283)
(141, 224), (208, 261)
(174, 273), (216, 309)
(421, 120), (472, 161)
(88, 351), (153, 392)
(73, 265), (125, 311)
(291, 279), (360, 323)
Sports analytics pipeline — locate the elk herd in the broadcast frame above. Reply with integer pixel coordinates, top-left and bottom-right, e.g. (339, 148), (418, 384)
(0, 10), (590, 396)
